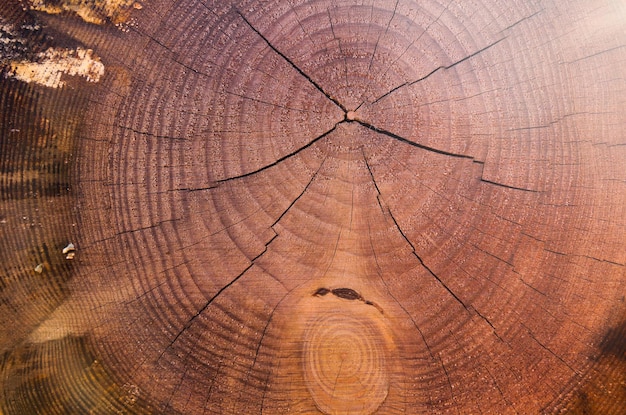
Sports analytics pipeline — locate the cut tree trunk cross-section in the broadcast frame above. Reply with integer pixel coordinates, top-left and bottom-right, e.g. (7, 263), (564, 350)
(0, 0), (625, 414)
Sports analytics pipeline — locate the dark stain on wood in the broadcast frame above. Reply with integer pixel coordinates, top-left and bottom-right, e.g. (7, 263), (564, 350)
(331, 288), (362, 301)
(313, 287), (330, 297)
(313, 287), (383, 314)
(599, 316), (626, 360)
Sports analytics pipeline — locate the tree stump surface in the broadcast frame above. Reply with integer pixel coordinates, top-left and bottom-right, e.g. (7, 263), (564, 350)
(1, 1), (625, 414)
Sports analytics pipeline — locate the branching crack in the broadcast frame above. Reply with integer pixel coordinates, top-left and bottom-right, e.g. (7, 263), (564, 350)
(365, 161), (509, 343)
(237, 10), (346, 112)
(159, 155), (322, 363)
(358, 121), (539, 194)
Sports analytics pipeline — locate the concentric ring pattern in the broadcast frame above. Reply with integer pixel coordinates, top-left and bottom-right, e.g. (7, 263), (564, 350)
(303, 306), (389, 414)
(1, 0), (625, 414)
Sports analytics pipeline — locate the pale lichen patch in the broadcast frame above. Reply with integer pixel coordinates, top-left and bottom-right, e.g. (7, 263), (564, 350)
(8, 47), (104, 88)
(27, 0), (142, 25)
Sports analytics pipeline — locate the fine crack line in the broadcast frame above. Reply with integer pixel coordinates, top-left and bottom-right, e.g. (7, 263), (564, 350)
(521, 323), (578, 375)
(272, 158), (325, 228)
(368, 0), (399, 72)
(366, 156), (507, 342)
(115, 124), (187, 141)
(216, 123), (338, 183)
(114, 218), (181, 237)
(359, 123), (538, 194)
(440, 352), (457, 407)
(356, 0), (452, 111)
(485, 365), (518, 414)
(237, 10), (346, 112)
(238, 290), (290, 414)
(563, 44), (626, 64)
(332, 359), (345, 398)
(165, 365), (190, 410)
(224, 90), (309, 112)
(158, 233), (278, 361)
(327, 7), (350, 90)
(362, 149), (386, 214)
(372, 37), (506, 104)
(480, 178), (539, 193)
(385, 200), (469, 310)
(499, 9), (544, 34)
(288, 2), (317, 49)
(355, 119), (474, 159)
(257, 281), (314, 414)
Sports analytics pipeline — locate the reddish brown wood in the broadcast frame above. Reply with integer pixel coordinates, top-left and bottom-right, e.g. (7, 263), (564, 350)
(1, 0), (625, 414)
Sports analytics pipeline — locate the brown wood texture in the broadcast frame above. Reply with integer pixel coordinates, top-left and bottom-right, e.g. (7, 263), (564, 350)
(1, 0), (626, 414)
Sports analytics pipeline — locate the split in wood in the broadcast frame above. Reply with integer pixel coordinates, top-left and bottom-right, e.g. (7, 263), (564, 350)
(314, 287), (383, 314)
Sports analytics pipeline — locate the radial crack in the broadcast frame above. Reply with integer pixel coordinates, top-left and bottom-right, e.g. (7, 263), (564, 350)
(473, 307), (504, 342)
(363, 150), (469, 310)
(499, 9), (544, 33)
(362, 149), (386, 214)
(159, 233), (279, 358)
(224, 90), (308, 112)
(357, 0), (452, 110)
(372, 37), (506, 104)
(239, 289), (290, 408)
(364, 169), (462, 404)
(480, 178), (539, 193)
(272, 158), (325, 227)
(522, 323), (578, 374)
(472, 161), (540, 192)
(327, 8), (349, 89)
(367, 0), (399, 72)
(217, 123), (338, 183)
(356, 119), (474, 159)
(385, 202), (469, 310)
(237, 10), (346, 112)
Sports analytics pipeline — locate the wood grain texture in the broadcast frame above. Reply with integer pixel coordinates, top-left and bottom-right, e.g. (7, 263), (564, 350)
(1, 0), (625, 414)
